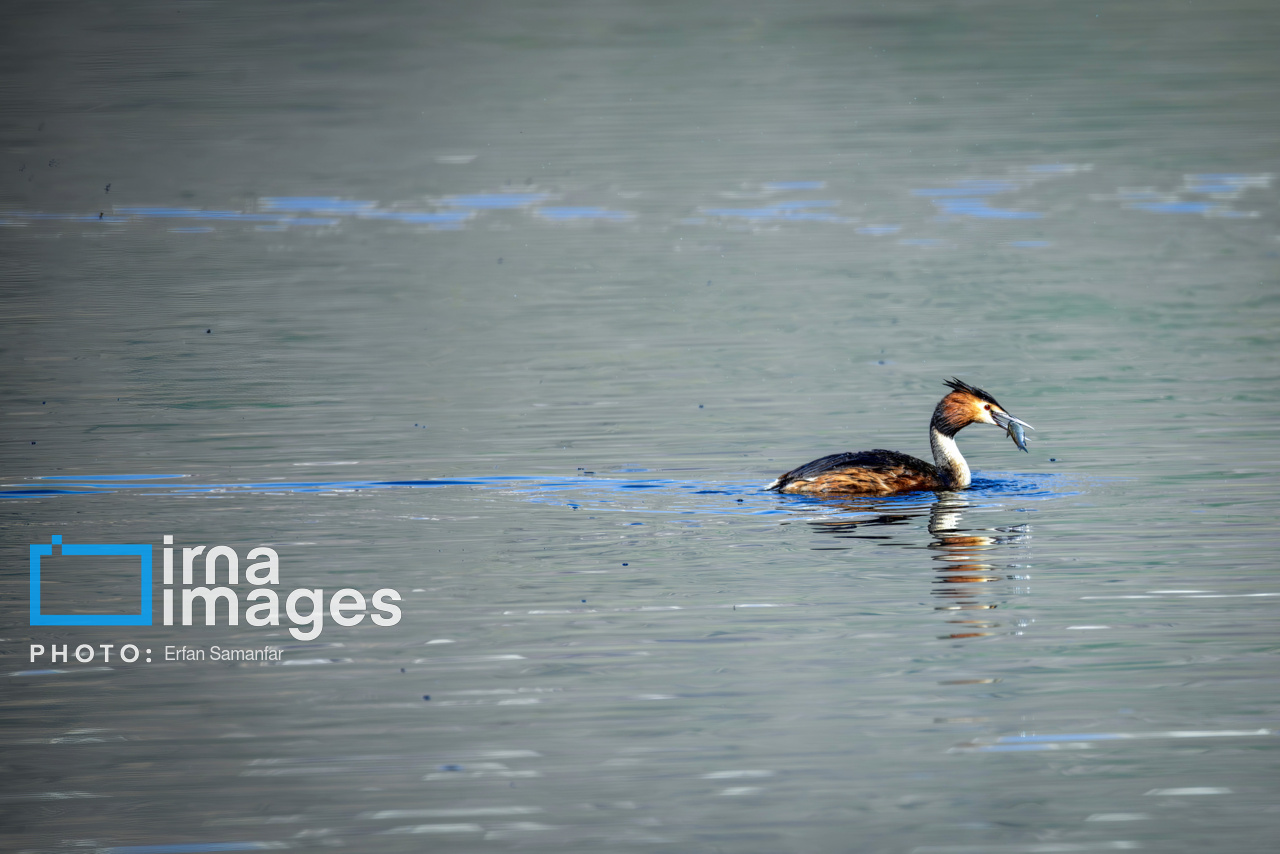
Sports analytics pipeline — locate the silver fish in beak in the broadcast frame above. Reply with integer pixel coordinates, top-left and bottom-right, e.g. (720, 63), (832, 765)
(992, 410), (1034, 453)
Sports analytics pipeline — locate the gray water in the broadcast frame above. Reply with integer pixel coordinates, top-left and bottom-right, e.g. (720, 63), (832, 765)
(2, 1), (1279, 852)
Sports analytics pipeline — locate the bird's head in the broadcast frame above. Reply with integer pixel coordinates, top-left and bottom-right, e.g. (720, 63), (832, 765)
(937, 377), (1034, 450)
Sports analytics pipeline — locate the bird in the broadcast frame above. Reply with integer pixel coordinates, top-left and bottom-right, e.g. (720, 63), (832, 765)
(768, 378), (1033, 496)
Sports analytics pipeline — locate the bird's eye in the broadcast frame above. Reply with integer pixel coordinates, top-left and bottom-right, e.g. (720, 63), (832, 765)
(984, 404), (992, 411)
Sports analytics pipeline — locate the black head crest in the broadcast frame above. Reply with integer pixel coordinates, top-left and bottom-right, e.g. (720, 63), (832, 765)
(943, 377), (999, 405)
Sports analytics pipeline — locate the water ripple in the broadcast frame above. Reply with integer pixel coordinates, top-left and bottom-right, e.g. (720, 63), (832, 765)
(1, 470), (1080, 516)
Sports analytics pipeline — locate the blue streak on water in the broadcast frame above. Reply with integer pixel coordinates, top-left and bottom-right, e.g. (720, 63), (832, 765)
(765, 200), (841, 209)
(356, 209), (473, 224)
(1128, 201), (1214, 214)
(439, 192), (552, 208)
(999, 733), (1130, 743)
(1, 472), (1081, 519)
(259, 197), (378, 213)
(114, 207), (340, 226)
(1, 212), (130, 222)
(103, 845), (285, 854)
(972, 743), (1072, 752)
(535, 207), (635, 222)
(260, 196), (470, 225)
(117, 207), (290, 222)
(701, 205), (853, 223)
(857, 224), (901, 235)
(931, 198), (1043, 219)
(1006, 240), (1052, 248)
(1184, 183), (1243, 194)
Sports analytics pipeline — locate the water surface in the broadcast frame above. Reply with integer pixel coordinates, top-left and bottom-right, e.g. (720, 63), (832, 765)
(2, 1), (1279, 852)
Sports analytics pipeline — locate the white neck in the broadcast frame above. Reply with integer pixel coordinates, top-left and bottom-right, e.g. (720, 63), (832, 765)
(929, 426), (970, 489)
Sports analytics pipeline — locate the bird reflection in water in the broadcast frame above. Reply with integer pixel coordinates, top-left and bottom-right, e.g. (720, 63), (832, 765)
(799, 492), (1031, 639)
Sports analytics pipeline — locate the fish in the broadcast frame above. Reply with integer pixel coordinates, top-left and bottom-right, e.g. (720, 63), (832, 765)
(1005, 418), (1029, 453)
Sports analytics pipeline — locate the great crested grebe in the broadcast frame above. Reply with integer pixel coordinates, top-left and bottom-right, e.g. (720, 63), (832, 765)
(768, 378), (1033, 496)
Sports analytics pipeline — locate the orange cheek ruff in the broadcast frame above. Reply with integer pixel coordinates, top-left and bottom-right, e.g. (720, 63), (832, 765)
(939, 395), (989, 432)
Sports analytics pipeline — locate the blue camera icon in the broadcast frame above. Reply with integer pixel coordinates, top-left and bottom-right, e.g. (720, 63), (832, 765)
(29, 536), (152, 626)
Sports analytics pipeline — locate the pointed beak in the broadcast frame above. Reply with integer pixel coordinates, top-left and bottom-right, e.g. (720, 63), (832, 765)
(992, 411), (1033, 432)
(992, 410), (1034, 453)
